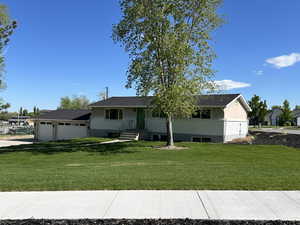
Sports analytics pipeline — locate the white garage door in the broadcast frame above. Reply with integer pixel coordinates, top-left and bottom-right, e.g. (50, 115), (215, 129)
(56, 123), (88, 140)
(38, 122), (54, 141)
(297, 117), (300, 126)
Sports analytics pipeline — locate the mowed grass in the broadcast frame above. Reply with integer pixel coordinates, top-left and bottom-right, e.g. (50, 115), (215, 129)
(0, 137), (300, 191)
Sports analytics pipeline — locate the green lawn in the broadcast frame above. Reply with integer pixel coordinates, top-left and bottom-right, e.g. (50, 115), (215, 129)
(0, 137), (300, 191)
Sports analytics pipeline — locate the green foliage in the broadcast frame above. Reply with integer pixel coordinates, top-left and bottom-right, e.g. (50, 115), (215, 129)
(294, 105), (300, 110)
(113, 0), (223, 145)
(0, 4), (17, 90)
(248, 95), (268, 126)
(0, 98), (10, 111)
(58, 95), (90, 110)
(33, 106), (40, 116)
(279, 100), (293, 126)
(272, 105), (281, 109)
(0, 111), (16, 120)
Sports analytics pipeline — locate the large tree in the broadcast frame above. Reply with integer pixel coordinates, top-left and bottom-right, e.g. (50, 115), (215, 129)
(279, 100), (293, 126)
(248, 95), (268, 126)
(0, 5), (16, 109)
(0, 5), (17, 89)
(113, 0), (222, 147)
(58, 95), (90, 110)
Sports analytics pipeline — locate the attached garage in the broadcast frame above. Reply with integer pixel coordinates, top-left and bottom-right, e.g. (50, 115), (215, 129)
(38, 122), (54, 141)
(34, 110), (91, 141)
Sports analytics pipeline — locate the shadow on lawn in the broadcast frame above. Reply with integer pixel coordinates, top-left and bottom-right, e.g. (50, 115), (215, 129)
(0, 140), (150, 155)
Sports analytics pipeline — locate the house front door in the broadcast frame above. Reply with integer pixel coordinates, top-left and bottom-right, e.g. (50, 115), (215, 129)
(136, 108), (145, 130)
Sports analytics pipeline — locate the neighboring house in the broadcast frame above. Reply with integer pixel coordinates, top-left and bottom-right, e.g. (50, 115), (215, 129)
(8, 116), (31, 125)
(89, 94), (251, 143)
(265, 107), (282, 126)
(292, 109), (300, 126)
(34, 109), (91, 141)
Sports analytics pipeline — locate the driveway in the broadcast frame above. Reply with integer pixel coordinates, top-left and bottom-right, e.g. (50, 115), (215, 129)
(0, 135), (34, 147)
(253, 127), (300, 135)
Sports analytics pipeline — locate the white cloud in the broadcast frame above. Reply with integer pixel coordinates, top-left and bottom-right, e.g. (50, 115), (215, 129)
(253, 70), (263, 75)
(266, 53), (300, 68)
(214, 80), (251, 90)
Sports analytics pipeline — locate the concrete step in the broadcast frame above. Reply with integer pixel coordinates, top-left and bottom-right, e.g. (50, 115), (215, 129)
(119, 132), (139, 140)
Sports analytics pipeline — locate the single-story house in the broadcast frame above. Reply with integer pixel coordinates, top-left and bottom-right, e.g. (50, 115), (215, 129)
(293, 109), (300, 126)
(89, 94), (251, 143)
(265, 107), (282, 126)
(34, 109), (91, 141)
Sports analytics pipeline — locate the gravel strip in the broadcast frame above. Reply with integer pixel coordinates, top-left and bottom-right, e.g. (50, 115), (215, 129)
(0, 219), (300, 225)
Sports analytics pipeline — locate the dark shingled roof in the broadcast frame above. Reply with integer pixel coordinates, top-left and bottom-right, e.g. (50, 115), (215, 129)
(37, 109), (91, 120)
(89, 94), (241, 108)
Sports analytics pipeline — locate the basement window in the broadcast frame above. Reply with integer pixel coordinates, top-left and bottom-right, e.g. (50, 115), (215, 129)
(152, 135), (160, 141)
(192, 137), (202, 142)
(105, 109), (123, 120)
(160, 135), (167, 141)
(202, 137), (212, 143)
(192, 137), (212, 143)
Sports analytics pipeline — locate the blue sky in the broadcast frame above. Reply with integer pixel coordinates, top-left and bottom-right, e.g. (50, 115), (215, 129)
(1, 0), (300, 111)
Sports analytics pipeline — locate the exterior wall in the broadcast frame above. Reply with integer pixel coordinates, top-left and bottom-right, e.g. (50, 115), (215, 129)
(90, 105), (249, 143)
(56, 124), (87, 140)
(37, 123), (53, 141)
(144, 108), (224, 142)
(222, 99), (249, 142)
(224, 99), (248, 121)
(90, 108), (137, 132)
(223, 121), (248, 142)
(297, 117), (300, 126)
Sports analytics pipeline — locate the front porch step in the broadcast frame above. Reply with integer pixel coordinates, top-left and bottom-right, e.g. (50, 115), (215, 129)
(119, 131), (139, 140)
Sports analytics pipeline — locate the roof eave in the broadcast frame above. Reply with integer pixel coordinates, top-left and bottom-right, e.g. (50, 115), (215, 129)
(225, 94), (252, 112)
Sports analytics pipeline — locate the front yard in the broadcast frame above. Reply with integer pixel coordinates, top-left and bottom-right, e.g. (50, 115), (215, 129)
(0, 138), (300, 191)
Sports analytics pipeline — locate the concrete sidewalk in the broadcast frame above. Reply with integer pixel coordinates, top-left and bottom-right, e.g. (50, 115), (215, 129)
(0, 190), (300, 221)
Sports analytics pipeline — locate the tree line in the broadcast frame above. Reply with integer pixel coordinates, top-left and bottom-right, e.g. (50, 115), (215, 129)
(248, 95), (298, 126)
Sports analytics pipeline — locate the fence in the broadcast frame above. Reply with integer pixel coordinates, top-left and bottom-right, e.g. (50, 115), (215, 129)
(0, 125), (34, 135)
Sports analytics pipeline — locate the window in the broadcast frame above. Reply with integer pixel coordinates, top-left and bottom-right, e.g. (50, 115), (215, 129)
(192, 109), (211, 119)
(46, 122), (52, 125)
(152, 109), (160, 118)
(105, 109), (123, 120)
(192, 137), (202, 142)
(152, 135), (160, 141)
(202, 137), (212, 143)
(201, 110), (211, 119)
(59, 123), (64, 125)
(40, 122), (46, 125)
(192, 110), (201, 118)
(152, 109), (166, 118)
(160, 135), (167, 141)
(79, 124), (86, 126)
(192, 137), (212, 143)
(152, 134), (168, 141)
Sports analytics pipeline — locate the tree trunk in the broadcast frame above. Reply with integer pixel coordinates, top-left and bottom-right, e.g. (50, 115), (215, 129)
(166, 115), (174, 147)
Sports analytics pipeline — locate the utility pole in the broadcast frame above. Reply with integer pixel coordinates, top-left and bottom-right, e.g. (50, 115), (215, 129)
(105, 87), (109, 100)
